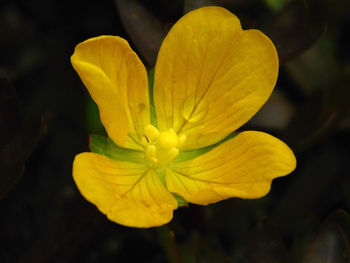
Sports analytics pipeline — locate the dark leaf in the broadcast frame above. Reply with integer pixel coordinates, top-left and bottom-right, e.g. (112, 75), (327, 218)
(177, 231), (233, 263)
(0, 77), (21, 149)
(0, 116), (42, 166)
(247, 90), (294, 130)
(325, 210), (350, 243)
(0, 116), (42, 199)
(263, 1), (326, 64)
(197, 243), (233, 263)
(156, 225), (184, 263)
(244, 218), (289, 263)
(272, 141), (349, 242)
(219, 0), (263, 10)
(115, 0), (166, 67)
(16, 204), (106, 263)
(0, 77), (42, 199)
(283, 74), (350, 152)
(302, 224), (350, 263)
(285, 38), (339, 94)
(0, 164), (25, 199)
(183, 0), (218, 14)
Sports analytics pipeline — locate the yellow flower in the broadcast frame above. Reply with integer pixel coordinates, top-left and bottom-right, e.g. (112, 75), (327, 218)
(71, 6), (296, 228)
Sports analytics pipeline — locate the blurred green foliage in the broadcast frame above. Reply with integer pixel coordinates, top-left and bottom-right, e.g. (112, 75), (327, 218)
(1, 0), (350, 262)
(264, 0), (291, 12)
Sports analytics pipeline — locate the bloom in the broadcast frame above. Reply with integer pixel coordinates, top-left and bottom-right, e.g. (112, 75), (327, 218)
(71, 6), (296, 228)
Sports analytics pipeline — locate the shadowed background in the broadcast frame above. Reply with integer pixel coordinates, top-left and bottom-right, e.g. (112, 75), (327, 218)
(1, 0), (350, 262)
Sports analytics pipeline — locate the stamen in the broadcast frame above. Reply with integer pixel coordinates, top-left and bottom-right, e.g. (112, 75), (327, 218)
(145, 124), (160, 141)
(145, 145), (156, 159)
(143, 125), (187, 168)
(158, 130), (178, 149)
(178, 134), (187, 147)
(141, 136), (149, 147)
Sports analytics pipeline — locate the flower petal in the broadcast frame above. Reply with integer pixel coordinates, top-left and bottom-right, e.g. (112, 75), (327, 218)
(166, 131), (296, 205)
(73, 152), (177, 228)
(71, 36), (150, 149)
(154, 7), (278, 149)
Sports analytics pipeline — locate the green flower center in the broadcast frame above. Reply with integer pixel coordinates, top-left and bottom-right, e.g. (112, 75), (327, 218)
(142, 124), (186, 168)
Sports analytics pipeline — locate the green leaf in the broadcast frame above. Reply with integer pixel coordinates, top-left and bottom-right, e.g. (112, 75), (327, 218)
(174, 132), (238, 163)
(172, 193), (188, 207)
(89, 135), (144, 163)
(264, 0), (291, 12)
(86, 96), (106, 135)
(148, 68), (157, 127)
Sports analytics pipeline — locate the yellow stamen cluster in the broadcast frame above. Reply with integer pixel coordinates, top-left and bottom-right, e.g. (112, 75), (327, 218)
(142, 124), (186, 168)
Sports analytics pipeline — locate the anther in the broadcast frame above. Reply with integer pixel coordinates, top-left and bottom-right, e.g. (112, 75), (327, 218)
(141, 136), (149, 147)
(143, 125), (185, 168)
(145, 124), (160, 141)
(145, 145), (156, 159)
(178, 134), (187, 146)
(158, 130), (178, 149)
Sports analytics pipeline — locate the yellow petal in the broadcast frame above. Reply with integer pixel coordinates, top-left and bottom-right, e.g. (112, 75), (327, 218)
(166, 131), (296, 205)
(71, 36), (149, 149)
(154, 7), (278, 149)
(73, 152), (177, 228)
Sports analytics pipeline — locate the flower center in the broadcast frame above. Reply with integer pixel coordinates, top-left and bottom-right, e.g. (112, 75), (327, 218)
(142, 124), (186, 168)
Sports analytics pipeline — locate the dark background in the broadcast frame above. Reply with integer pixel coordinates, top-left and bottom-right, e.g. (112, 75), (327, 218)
(1, 0), (350, 262)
